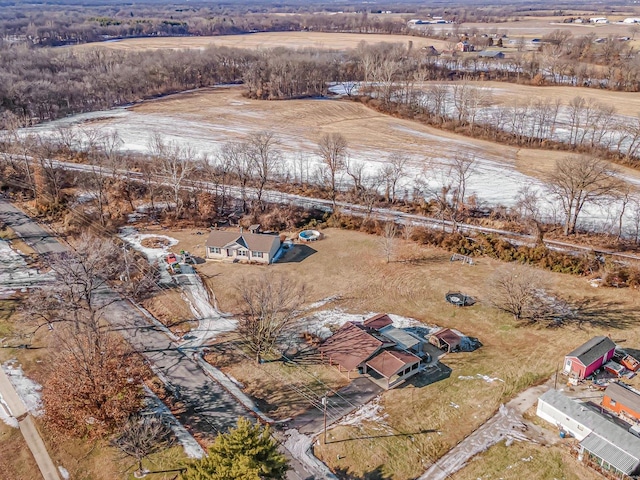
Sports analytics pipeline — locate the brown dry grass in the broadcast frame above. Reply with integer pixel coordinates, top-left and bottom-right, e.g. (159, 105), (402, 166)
(74, 31), (449, 52)
(206, 334), (349, 419)
(0, 421), (41, 480)
(450, 440), (600, 480)
(431, 80), (640, 118)
(150, 226), (640, 479)
(114, 86), (595, 186)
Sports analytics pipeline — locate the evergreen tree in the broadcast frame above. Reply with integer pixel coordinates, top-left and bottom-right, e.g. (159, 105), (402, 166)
(182, 418), (288, 480)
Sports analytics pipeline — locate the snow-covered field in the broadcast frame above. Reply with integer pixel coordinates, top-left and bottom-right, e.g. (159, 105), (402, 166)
(19, 88), (632, 232)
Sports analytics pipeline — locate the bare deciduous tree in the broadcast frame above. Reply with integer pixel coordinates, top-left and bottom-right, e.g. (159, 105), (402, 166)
(237, 274), (305, 363)
(381, 152), (408, 203)
(113, 415), (173, 477)
(149, 134), (195, 217)
(317, 133), (347, 209)
(547, 155), (622, 235)
(488, 265), (549, 322)
(247, 131), (281, 209)
(379, 222), (397, 263)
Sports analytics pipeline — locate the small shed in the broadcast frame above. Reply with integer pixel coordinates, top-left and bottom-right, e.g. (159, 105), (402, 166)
(429, 328), (462, 353)
(603, 382), (640, 422)
(563, 336), (616, 380)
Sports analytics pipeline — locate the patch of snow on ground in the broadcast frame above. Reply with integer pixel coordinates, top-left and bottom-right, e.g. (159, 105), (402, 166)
(58, 466), (70, 479)
(2, 360), (42, 415)
(458, 373), (504, 383)
(338, 396), (387, 427)
(0, 394), (18, 428)
(296, 309), (371, 340)
(118, 227), (178, 283)
(180, 278), (237, 348)
(0, 241), (53, 295)
(305, 296), (341, 311)
(143, 386), (204, 459)
(387, 314), (424, 328)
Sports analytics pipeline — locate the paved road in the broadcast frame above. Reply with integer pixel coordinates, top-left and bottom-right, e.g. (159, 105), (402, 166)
(0, 367), (61, 480)
(46, 159), (640, 263)
(0, 199), (319, 479)
(291, 378), (383, 435)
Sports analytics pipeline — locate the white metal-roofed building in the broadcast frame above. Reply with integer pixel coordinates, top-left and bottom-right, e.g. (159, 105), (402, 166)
(537, 390), (640, 478)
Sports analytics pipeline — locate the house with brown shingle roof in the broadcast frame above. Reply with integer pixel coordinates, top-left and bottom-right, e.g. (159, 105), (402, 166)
(319, 314), (427, 389)
(205, 227), (281, 264)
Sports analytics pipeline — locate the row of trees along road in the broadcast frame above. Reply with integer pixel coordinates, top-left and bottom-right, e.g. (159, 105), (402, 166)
(2, 120), (636, 241)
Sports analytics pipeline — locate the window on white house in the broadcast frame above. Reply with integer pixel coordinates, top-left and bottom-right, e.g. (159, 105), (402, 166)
(238, 250), (247, 256)
(252, 251), (263, 258)
(210, 247), (221, 254)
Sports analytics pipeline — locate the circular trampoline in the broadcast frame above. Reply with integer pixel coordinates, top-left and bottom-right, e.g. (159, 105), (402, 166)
(445, 292), (475, 307)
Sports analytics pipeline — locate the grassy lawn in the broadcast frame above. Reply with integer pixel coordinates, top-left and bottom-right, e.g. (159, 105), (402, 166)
(450, 440), (599, 480)
(191, 227), (640, 479)
(206, 334), (349, 419)
(124, 225), (640, 479)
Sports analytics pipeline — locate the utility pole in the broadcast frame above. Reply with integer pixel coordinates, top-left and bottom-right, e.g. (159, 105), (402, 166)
(554, 362), (559, 390)
(323, 392), (328, 444)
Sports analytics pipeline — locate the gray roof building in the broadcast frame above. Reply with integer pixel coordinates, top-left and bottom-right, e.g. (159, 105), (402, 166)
(566, 336), (616, 367)
(537, 389), (640, 477)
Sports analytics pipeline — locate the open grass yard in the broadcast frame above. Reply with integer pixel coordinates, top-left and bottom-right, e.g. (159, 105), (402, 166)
(450, 440), (600, 480)
(144, 226), (640, 479)
(73, 31), (450, 52)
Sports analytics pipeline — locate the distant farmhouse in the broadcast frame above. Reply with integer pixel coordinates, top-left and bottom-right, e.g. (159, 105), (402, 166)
(456, 41), (474, 52)
(205, 225), (280, 264)
(478, 50), (505, 59)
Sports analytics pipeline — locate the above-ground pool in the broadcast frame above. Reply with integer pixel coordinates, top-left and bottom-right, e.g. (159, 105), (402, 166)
(299, 230), (321, 242)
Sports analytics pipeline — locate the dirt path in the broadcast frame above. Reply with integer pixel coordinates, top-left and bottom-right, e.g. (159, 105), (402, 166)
(418, 382), (551, 480)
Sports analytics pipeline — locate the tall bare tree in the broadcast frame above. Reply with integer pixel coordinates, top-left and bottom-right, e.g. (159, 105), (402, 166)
(547, 156), (622, 235)
(381, 152), (408, 203)
(149, 134), (195, 218)
(379, 222), (397, 263)
(317, 133), (347, 209)
(237, 274), (305, 363)
(247, 131), (281, 209)
(113, 415), (173, 476)
(488, 265), (548, 322)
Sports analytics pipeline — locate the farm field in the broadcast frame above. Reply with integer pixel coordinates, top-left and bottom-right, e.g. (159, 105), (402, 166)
(426, 80), (640, 119)
(414, 16), (640, 44)
(25, 87), (541, 207)
(149, 226), (640, 479)
(73, 31), (449, 52)
(25, 85), (640, 229)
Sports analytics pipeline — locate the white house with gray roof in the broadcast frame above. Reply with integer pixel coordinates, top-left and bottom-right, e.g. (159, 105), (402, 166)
(205, 228), (281, 264)
(537, 389), (640, 478)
